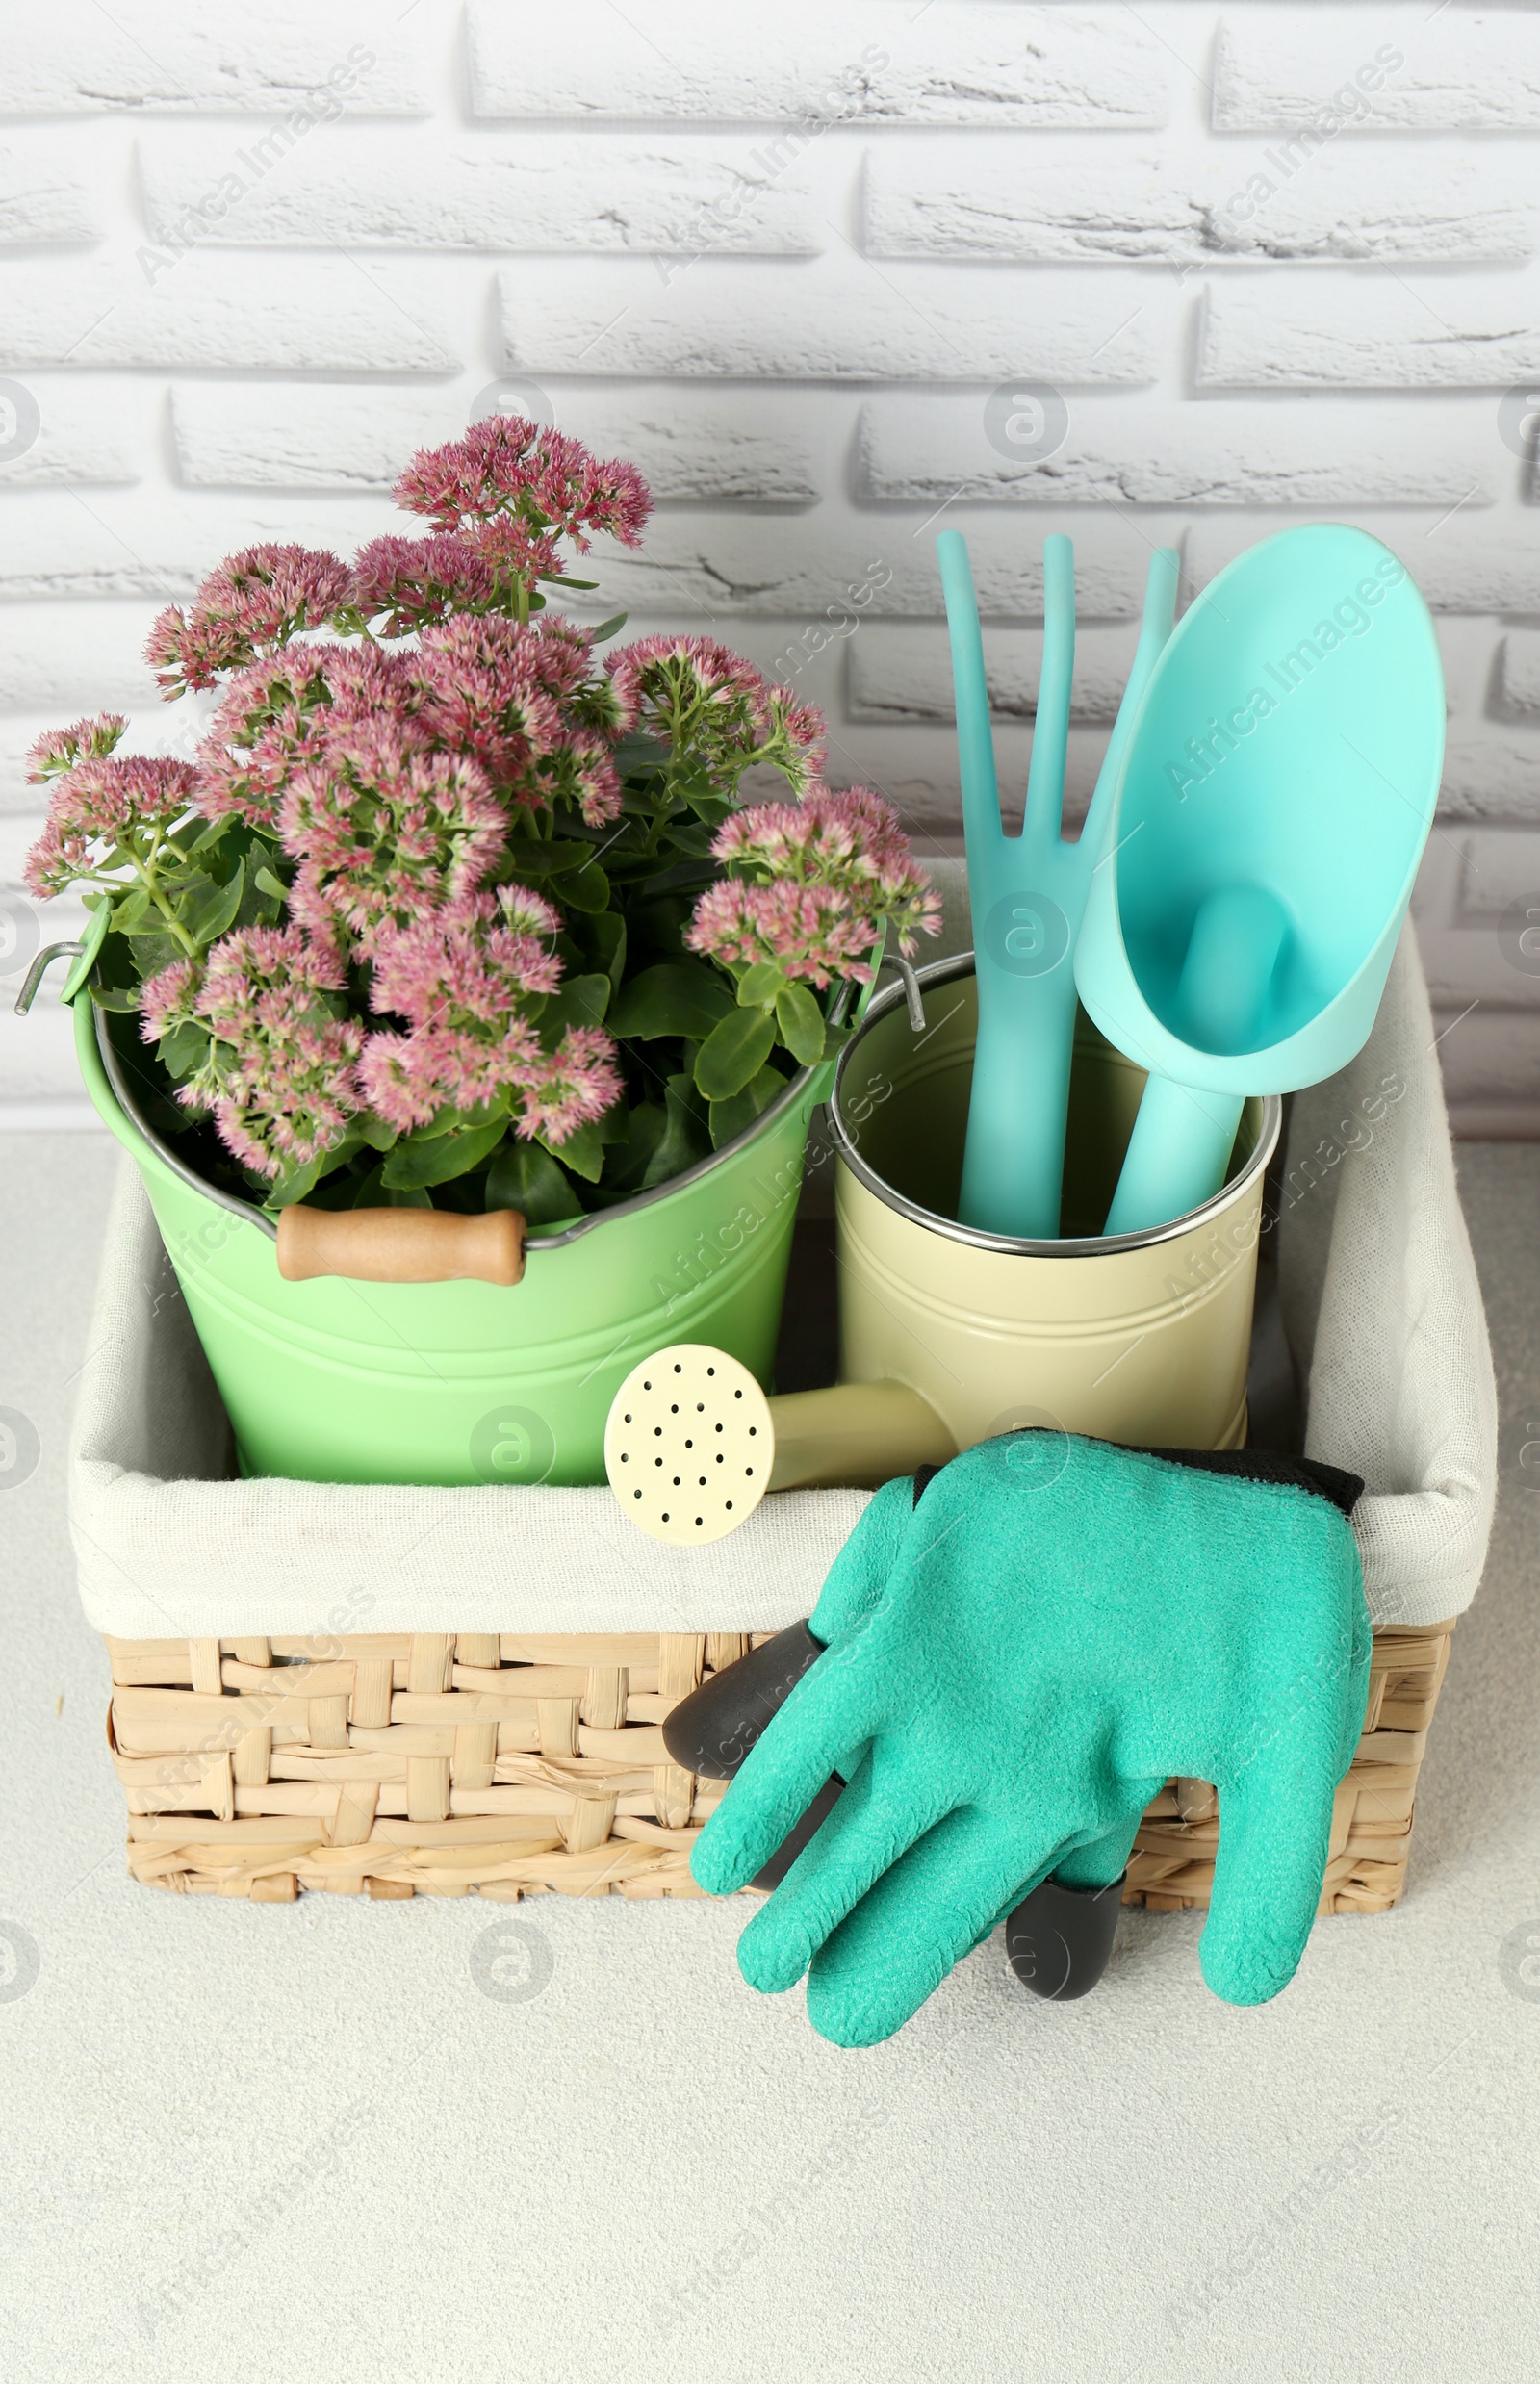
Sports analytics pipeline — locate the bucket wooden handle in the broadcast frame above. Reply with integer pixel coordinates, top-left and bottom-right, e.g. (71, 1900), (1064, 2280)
(276, 1204), (526, 1287)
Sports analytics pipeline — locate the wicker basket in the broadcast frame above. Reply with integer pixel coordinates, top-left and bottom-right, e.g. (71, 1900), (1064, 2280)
(104, 1617), (1453, 1910)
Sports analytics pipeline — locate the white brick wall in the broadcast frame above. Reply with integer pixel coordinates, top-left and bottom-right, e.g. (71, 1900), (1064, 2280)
(1, 0), (1536, 1134)
(465, 4), (1170, 127)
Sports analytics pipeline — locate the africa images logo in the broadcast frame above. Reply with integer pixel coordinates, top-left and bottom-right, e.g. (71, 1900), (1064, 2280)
(1166, 554), (1408, 802)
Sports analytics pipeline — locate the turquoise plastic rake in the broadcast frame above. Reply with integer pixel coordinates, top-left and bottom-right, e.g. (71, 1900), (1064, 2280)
(937, 530), (1180, 1240)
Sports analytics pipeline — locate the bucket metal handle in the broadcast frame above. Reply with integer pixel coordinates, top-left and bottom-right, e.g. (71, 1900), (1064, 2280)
(884, 953), (927, 1035)
(13, 939), (86, 1016)
(276, 1203), (526, 1287)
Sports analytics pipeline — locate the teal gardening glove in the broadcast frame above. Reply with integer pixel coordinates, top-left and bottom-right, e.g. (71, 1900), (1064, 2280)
(691, 1434), (1372, 2047)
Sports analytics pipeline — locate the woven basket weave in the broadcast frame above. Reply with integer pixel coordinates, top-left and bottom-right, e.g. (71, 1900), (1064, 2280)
(104, 1617), (1452, 1909)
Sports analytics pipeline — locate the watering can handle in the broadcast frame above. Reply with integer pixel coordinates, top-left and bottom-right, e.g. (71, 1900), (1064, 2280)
(276, 1203), (526, 1287)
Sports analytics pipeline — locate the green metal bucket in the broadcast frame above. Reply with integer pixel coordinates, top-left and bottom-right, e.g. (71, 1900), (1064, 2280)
(70, 987), (830, 1488)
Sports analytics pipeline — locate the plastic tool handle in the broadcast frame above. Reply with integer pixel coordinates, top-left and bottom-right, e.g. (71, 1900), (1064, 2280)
(1102, 884), (1286, 1236)
(1005, 1873), (1124, 2001)
(276, 1204), (526, 1286)
(662, 1622), (845, 1892)
(766, 1381), (956, 1492)
(1102, 1077), (1246, 1237)
(664, 1620), (827, 1779)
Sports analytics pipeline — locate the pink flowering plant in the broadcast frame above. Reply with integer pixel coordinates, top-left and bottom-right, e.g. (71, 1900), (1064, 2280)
(26, 416), (937, 1222)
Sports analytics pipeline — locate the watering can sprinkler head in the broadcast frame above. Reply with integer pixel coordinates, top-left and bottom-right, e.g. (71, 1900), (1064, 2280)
(603, 1345), (954, 1547)
(1078, 523), (1445, 1238)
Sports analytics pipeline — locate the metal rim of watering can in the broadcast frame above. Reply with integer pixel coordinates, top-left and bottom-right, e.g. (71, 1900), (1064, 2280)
(86, 970), (859, 1254)
(829, 950), (1282, 1260)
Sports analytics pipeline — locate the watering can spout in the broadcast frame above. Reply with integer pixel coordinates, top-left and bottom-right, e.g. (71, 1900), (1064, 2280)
(765, 1380), (956, 1492)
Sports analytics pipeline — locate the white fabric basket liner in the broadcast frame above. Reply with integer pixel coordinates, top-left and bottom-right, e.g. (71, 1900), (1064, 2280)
(69, 876), (1496, 1640)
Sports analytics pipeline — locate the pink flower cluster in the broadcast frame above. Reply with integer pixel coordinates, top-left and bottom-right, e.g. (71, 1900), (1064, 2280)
(396, 414), (651, 553)
(188, 615), (626, 839)
(141, 928), (365, 1180)
(410, 614), (623, 826)
(27, 713), (129, 778)
(280, 723), (507, 958)
(192, 643), (409, 830)
(688, 785), (942, 984)
(24, 735), (197, 900)
(712, 787), (941, 957)
(146, 546), (354, 696)
(344, 415), (649, 641)
(350, 532), (500, 636)
(141, 901), (620, 1178)
(687, 879), (883, 989)
(362, 886), (619, 1143)
(607, 635), (825, 796)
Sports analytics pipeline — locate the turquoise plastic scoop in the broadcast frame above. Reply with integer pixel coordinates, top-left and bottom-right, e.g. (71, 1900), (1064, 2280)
(938, 531), (1179, 1239)
(1076, 524), (1445, 1238)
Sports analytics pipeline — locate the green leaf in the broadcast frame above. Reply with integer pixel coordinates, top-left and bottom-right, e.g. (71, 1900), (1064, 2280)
(297, 1165), (369, 1214)
(737, 960), (786, 1009)
(671, 762), (720, 815)
(607, 960), (734, 1042)
(380, 1113), (508, 1190)
(233, 855), (284, 930)
(500, 836), (595, 878)
(155, 860), (212, 895)
(560, 860), (609, 913)
(114, 887), (157, 936)
(776, 980), (828, 1068)
(660, 820), (725, 859)
(188, 815), (235, 856)
(582, 910), (627, 992)
(709, 1062), (787, 1148)
(354, 1110), (398, 1153)
(613, 731), (670, 779)
(587, 611), (629, 642)
(266, 1131), (365, 1209)
(183, 861), (245, 948)
(157, 1020), (210, 1080)
(485, 1139), (583, 1228)
(253, 865), (288, 906)
(539, 1116), (605, 1183)
(412, 1092), (511, 1137)
(694, 1004), (778, 1103)
(632, 853), (720, 905)
(90, 983), (141, 1013)
(602, 1099), (667, 1196)
(124, 931), (184, 977)
(540, 972), (611, 1041)
(642, 1073), (712, 1191)
(344, 1161), (433, 1210)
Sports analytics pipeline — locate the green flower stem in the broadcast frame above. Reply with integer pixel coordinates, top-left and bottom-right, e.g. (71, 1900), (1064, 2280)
(133, 833), (200, 957)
